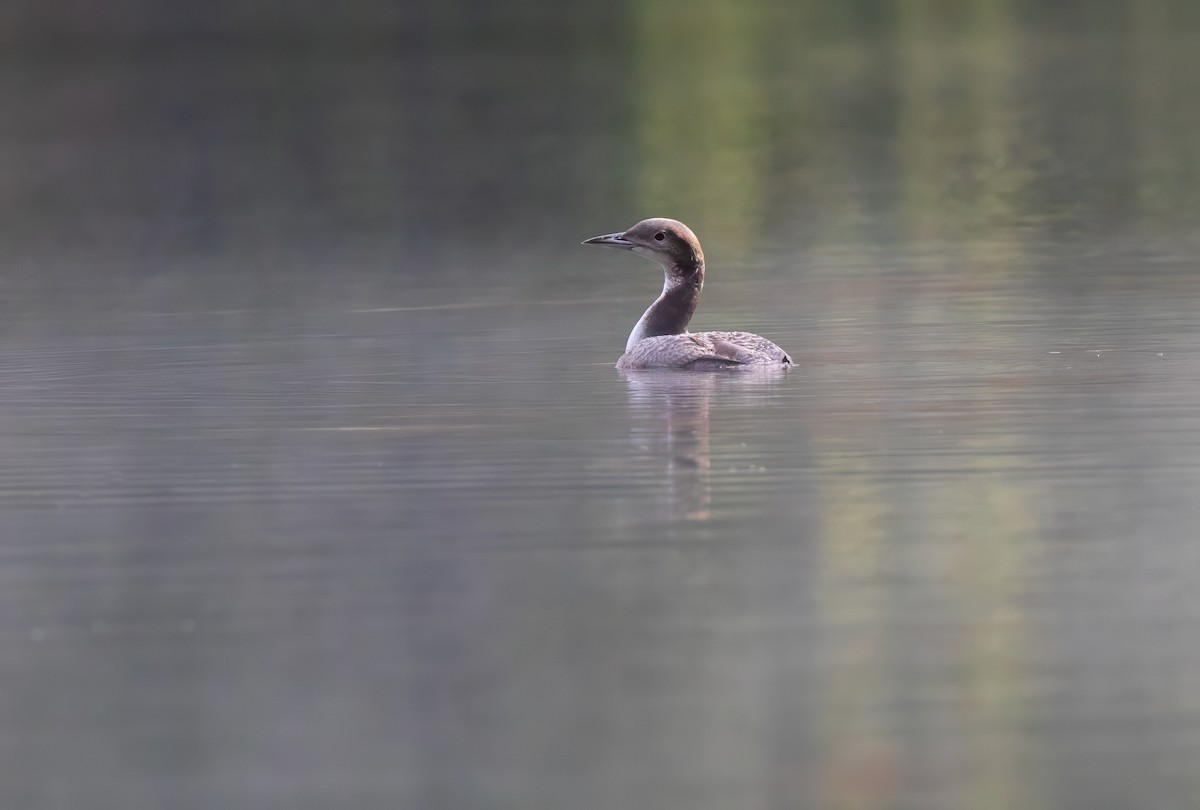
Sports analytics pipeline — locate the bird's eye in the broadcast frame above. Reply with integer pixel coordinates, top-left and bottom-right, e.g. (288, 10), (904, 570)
(654, 232), (666, 241)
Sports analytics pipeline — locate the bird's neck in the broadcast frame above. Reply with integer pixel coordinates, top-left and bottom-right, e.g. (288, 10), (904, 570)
(626, 260), (704, 352)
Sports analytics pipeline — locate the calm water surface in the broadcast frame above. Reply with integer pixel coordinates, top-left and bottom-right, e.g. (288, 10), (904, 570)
(3, 4), (1200, 808)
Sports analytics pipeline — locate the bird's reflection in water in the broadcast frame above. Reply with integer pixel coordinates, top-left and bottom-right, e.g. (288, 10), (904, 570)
(622, 367), (789, 521)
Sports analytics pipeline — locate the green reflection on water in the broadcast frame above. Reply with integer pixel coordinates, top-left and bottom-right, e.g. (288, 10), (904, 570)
(617, 0), (1199, 255)
(631, 0), (767, 251)
(610, 7), (1200, 805)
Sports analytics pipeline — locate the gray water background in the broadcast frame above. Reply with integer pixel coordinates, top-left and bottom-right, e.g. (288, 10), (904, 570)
(3, 2), (1200, 808)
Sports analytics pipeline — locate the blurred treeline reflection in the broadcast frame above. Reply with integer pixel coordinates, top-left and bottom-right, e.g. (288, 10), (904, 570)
(2, 0), (1197, 269)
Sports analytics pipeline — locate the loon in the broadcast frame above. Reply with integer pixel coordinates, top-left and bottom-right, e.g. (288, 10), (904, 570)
(583, 218), (793, 370)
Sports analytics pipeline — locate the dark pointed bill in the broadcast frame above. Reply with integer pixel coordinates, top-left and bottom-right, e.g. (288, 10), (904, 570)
(582, 232), (635, 248)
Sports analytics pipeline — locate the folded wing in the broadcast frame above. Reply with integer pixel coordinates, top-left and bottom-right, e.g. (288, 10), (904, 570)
(618, 331), (792, 369)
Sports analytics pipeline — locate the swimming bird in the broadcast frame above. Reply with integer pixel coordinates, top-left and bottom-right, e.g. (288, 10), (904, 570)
(583, 218), (792, 370)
